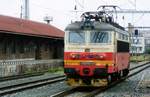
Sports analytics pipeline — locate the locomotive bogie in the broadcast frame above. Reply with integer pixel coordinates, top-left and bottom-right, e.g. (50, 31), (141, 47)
(66, 78), (108, 87)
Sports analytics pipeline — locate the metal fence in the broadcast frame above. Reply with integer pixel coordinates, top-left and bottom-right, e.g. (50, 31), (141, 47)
(0, 59), (63, 77)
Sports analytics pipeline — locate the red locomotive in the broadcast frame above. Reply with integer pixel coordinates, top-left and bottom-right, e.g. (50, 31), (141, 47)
(64, 6), (130, 87)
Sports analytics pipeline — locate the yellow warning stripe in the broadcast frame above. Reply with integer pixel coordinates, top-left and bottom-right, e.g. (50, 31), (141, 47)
(64, 60), (114, 66)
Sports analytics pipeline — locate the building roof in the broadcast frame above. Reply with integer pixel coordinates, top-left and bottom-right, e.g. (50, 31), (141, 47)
(0, 15), (64, 39)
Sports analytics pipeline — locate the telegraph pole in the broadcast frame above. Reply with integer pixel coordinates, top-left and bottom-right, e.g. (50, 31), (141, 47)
(22, 0), (29, 19)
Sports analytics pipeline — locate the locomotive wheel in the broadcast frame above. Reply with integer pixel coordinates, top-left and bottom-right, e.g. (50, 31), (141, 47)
(120, 70), (123, 77)
(117, 72), (120, 79)
(123, 69), (129, 77)
(107, 75), (112, 84)
(111, 73), (118, 82)
(118, 70), (123, 79)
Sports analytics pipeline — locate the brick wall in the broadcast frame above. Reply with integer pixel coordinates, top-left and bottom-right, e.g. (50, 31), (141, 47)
(0, 33), (64, 60)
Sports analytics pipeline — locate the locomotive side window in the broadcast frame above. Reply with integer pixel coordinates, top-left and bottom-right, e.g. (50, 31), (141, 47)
(90, 31), (111, 43)
(117, 40), (129, 52)
(69, 31), (85, 43)
(118, 33), (128, 41)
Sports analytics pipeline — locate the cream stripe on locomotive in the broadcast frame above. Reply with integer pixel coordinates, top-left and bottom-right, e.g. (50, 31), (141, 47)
(65, 45), (114, 52)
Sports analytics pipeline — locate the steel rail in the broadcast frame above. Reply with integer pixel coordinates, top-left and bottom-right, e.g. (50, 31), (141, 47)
(129, 61), (150, 71)
(0, 61), (147, 83)
(83, 63), (150, 97)
(51, 62), (150, 97)
(0, 75), (65, 96)
(50, 87), (78, 97)
(0, 72), (45, 82)
(0, 62), (149, 96)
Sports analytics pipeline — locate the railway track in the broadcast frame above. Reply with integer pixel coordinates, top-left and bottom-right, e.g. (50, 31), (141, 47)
(0, 61), (146, 82)
(0, 62), (149, 96)
(51, 62), (150, 97)
(0, 75), (65, 96)
(0, 72), (45, 82)
(0, 62), (145, 83)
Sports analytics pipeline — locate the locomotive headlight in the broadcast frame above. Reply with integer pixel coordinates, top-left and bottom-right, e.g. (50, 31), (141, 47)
(70, 53), (80, 59)
(96, 55), (105, 60)
(99, 55), (104, 59)
(71, 54), (76, 59)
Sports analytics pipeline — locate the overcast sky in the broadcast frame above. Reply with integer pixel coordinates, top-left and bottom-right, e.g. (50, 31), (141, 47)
(0, 0), (150, 30)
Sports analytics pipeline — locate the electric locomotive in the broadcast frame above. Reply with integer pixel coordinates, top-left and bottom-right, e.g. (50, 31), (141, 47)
(64, 7), (130, 87)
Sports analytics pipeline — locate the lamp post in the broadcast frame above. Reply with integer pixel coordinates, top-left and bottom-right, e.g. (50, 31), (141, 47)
(135, 29), (138, 62)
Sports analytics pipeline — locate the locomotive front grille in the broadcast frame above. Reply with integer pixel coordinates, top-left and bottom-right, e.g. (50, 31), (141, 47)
(94, 68), (107, 76)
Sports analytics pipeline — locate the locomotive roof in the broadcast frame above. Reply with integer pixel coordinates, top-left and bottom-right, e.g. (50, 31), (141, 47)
(65, 21), (128, 34)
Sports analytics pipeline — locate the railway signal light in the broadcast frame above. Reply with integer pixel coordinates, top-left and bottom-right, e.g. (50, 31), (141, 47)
(135, 29), (138, 36)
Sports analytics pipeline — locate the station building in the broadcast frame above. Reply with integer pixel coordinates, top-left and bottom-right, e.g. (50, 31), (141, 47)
(130, 30), (145, 54)
(128, 23), (149, 54)
(141, 30), (150, 53)
(129, 29), (150, 54)
(0, 15), (64, 60)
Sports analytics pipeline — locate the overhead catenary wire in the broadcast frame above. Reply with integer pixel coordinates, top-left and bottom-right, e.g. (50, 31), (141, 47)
(127, 0), (136, 8)
(75, 0), (84, 9)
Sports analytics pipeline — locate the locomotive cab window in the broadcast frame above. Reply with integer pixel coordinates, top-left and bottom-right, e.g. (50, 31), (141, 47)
(90, 31), (111, 43)
(68, 31), (85, 43)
